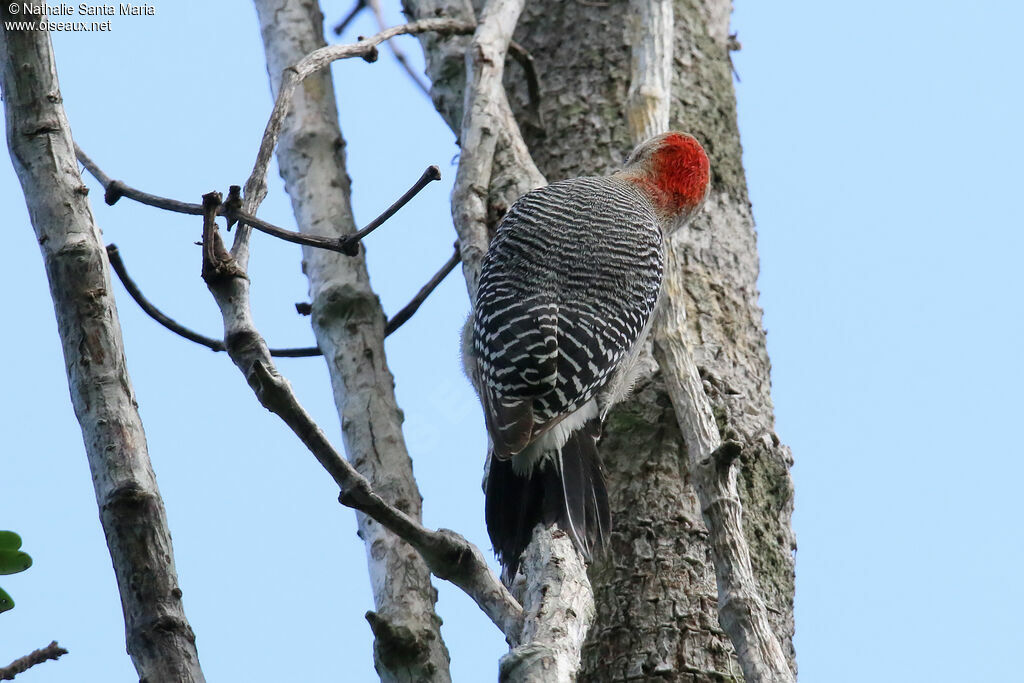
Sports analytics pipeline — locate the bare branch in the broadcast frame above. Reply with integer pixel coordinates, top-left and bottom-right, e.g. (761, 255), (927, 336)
(507, 40), (542, 129)
(239, 16), (475, 252)
(384, 246), (460, 336)
(0, 14), (204, 681)
(331, 0), (367, 35)
(106, 244), (321, 357)
(107, 239), (456, 354)
(109, 235), (458, 355)
(0, 641), (68, 681)
(197, 203), (522, 637)
(338, 165), (441, 255)
(365, 0), (432, 96)
(622, 3), (793, 678)
(108, 244), (225, 352)
(451, 0), (595, 679)
(653, 249), (794, 683)
(499, 528), (594, 679)
(76, 145), (432, 256)
(401, 0), (543, 228)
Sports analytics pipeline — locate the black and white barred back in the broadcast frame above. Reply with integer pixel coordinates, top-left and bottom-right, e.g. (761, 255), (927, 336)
(472, 175), (665, 579)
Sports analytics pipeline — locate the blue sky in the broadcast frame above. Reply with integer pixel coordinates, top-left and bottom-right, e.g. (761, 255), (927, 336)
(1, 1), (1022, 681)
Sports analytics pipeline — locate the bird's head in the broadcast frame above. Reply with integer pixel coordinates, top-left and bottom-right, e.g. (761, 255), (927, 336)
(620, 131), (710, 228)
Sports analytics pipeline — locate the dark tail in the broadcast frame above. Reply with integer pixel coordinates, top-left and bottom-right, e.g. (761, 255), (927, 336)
(485, 418), (610, 582)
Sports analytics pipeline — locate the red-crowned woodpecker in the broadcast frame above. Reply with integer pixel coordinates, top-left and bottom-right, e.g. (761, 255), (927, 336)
(464, 132), (711, 581)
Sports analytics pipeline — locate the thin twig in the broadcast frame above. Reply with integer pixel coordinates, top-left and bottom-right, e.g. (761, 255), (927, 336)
(106, 244), (321, 358)
(0, 641), (68, 681)
(76, 145), (205, 215)
(339, 165), (441, 255)
(76, 146), (440, 256)
(332, 0), (366, 35)
(239, 17), (476, 258)
(76, 145), (343, 252)
(384, 246), (460, 335)
(365, 0), (431, 96)
(107, 242), (459, 356)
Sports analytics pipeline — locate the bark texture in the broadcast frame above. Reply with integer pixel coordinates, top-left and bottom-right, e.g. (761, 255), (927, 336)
(0, 12), (205, 682)
(502, 1), (797, 679)
(251, 1), (452, 681)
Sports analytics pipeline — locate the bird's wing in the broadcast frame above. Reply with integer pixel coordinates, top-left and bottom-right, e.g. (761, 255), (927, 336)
(472, 178), (664, 455)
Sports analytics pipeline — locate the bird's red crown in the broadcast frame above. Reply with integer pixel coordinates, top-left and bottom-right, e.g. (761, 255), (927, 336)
(651, 133), (710, 210)
(624, 132), (710, 218)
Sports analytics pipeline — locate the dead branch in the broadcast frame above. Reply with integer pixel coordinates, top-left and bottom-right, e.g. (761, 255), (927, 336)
(507, 40), (542, 130)
(106, 244), (320, 357)
(450, 0), (543, 297)
(238, 16), (476, 256)
(331, 0), (367, 35)
(384, 245), (461, 335)
(625, 0), (673, 143)
(106, 240), (458, 356)
(451, 0), (594, 679)
(337, 165), (441, 255)
(76, 146), (439, 256)
(364, 0), (432, 96)
(0, 641), (68, 681)
(196, 192), (522, 637)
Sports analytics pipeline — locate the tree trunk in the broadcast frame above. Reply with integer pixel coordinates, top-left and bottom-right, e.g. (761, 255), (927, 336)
(410, 0), (796, 678)
(251, 1), (452, 680)
(0, 12), (205, 682)
(503, 2), (796, 679)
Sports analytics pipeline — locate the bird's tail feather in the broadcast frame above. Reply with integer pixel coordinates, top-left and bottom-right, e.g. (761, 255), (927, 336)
(485, 418), (610, 582)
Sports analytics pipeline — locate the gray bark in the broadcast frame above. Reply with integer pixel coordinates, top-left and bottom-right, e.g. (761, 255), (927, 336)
(409, 0), (796, 678)
(0, 12), (204, 682)
(504, 1), (797, 678)
(251, 1), (451, 680)
(621, 4), (791, 680)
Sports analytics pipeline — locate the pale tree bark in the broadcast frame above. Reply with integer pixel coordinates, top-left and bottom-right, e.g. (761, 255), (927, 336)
(0, 11), (205, 683)
(251, 1), (451, 680)
(408, 0), (797, 679)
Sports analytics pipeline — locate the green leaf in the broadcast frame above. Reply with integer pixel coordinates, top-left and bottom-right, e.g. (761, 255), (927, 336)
(0, 550), (32, 575)
(0, 532), (21, 551)
(0, 587), (12, 614)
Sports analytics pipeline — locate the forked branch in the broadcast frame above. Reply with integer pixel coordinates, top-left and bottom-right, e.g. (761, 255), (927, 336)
(197, 193), (522, 639)
(106, 242), (458, 355)
(76, 146), (440, 256)
(106, 244), (320, 358)
(239, 17), (475, 233)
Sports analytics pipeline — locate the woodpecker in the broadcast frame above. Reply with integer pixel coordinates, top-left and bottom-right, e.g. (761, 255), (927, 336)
(465, 131), (711, 581)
